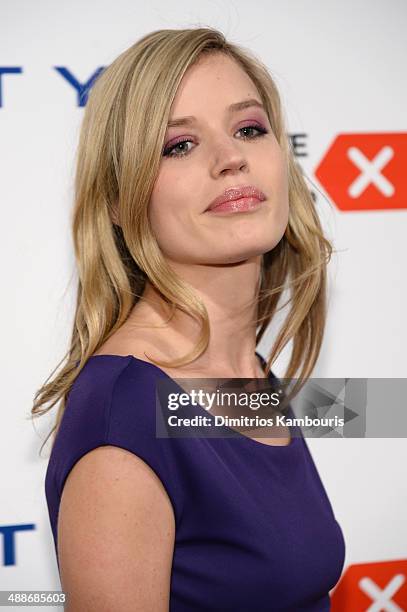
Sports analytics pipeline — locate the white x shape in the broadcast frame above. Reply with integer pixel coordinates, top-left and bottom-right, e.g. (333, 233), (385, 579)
(358, 573), (405, 611)
(347, 145), (395, 198)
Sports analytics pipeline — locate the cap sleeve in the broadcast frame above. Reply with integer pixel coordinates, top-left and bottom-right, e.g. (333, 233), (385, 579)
(105, 358), (185, 526)
(45, 356), (185, 561)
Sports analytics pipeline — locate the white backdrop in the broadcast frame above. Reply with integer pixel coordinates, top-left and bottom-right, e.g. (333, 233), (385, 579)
(1, 0), (406, 609)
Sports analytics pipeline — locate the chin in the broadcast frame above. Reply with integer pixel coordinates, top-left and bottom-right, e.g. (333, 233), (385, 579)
(231, 237), (284, 258)
(208, 245), (278, 265)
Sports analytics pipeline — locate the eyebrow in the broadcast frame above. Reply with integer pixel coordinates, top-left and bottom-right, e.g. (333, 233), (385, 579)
(167, 98), (266, 128)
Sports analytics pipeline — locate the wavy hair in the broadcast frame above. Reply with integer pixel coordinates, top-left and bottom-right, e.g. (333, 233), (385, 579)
(31, 26), (333, 454)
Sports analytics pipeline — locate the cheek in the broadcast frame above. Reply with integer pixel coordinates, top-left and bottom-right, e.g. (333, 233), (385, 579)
(266, 150), (289, 234)
(149, 169), (178, 229)
(148, 200), (183, 258)
(148, 195), (178, 245)
(265, 145), (288, 194)
(275, 151), (289, 204)
(148, 172), (196, 256)
(149, 162), (202, 228)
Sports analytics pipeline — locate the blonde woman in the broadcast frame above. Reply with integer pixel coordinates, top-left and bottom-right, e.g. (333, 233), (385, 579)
(33, 27), (345, 611)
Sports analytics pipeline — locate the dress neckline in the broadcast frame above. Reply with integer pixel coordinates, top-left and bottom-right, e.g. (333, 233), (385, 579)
(87, 352), (300, 450)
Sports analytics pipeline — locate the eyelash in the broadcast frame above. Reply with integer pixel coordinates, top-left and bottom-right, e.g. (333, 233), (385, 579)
(162, 125), (269, 159)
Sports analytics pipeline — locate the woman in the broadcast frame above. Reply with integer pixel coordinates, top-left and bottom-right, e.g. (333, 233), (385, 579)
(32, 27), (345, 611)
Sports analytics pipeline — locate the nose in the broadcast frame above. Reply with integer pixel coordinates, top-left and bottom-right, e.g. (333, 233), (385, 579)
(209, 136), (248, 177)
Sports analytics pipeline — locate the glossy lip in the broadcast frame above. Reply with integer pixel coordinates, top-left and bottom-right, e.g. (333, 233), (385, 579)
(205, 185), (266, 212)
(207, 196), (264, 214)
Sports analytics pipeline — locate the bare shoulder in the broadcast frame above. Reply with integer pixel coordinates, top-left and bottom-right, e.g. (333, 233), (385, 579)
(58, 445), (175, 612)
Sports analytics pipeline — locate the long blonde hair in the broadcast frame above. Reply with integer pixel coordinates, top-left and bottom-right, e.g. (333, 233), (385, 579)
(31, 26), (333, 454)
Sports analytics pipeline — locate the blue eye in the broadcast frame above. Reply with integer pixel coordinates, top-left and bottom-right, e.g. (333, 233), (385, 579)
(162, 124), (268, 159)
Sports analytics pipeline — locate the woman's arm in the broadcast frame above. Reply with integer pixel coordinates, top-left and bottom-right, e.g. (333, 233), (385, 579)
(57, 445), (176, 611)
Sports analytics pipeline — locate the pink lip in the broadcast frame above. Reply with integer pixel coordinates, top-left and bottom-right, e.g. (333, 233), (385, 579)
(206, 185), (266, 213)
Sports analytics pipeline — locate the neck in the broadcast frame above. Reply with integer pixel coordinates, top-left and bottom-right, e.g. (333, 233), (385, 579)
(128, 254), (264, 378)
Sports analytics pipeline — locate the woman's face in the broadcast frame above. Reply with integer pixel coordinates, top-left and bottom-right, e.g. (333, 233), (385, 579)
(149, 52), (289, 266)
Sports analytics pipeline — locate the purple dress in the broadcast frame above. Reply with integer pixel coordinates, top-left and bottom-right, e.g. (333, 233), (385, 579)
(45, 354), (346, 611)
